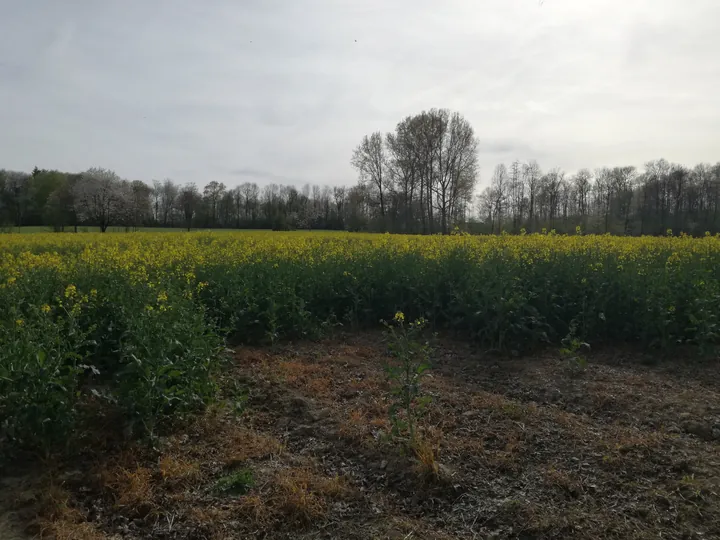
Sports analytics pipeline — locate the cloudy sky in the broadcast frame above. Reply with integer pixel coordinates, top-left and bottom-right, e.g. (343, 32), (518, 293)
(1, 0), (718, 188)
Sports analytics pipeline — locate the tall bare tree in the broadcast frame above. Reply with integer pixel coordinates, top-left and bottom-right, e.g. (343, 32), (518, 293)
(351, 132), (388, 224)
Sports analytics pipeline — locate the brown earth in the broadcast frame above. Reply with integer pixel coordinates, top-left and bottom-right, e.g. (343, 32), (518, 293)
(3, 332), (720, 539)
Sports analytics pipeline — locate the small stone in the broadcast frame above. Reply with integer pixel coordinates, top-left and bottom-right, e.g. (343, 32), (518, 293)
(380, 460), (388, 470)
(438, 463), (454, 476)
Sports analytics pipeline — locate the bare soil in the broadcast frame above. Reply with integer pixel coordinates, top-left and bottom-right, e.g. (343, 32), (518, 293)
(4, 332), (720, 539)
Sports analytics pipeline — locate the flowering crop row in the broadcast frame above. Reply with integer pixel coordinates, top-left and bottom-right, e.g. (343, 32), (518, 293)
(1, 231), (719, 457)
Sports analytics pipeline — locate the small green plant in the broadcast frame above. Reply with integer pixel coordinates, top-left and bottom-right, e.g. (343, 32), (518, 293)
(560, 320), (590, 373)
(215, 468), (255, 495)
(382, 311), (433, 444)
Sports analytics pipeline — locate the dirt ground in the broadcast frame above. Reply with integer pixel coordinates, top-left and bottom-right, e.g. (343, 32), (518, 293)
(4, 332), (720, 539)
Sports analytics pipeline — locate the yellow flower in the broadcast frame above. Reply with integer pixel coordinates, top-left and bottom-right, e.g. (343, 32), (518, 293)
(145, 305), (154, 311)
(393, 311), (405, 323)
(41, 304), (51, 313)
(157, 291), (168, 303)
(15, 319), (24, 326)
(90, 289), (97, 296)
(64, 284), (77, 298)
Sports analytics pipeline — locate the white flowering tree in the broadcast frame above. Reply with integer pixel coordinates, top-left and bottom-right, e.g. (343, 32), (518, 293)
(73, 167), (128, 232)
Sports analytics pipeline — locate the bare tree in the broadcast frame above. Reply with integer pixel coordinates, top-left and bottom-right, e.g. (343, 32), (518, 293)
(573, 169), (593, 226)
(128, 180), (152, 231)
(203, 181), (226, 227)
(151, 180), (162, 223)
(351, 132), (388, 222)
(490, 164), (509, 232)
(434, 112), (478, 234)
(509, 160), (525, 232)
(160, 179), (178, 226)
(523, 161), (541, 231)
(177, 183), (200, 231)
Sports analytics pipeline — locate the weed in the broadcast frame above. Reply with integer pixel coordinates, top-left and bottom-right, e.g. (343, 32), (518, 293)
(560, 319), (590, 374)
(215, 468), (254, 496)
(382, 312), (434, 444)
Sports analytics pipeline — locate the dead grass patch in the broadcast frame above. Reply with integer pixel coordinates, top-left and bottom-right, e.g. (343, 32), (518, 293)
(470, 391), (510, 410)
(158, 455), (201, 485)
(224, 428), (284, 465)
(36, 485), (106, 540)
(603, 427), (668, 454)
(413, 438), (440, 481)
(103, 466), (154, 513)
(338, 408), (369, 438)
(233, 466), (351, 530)
(486, 432), (526, 472)
(41, 520), (108, 540)
(278, 361), (333, 395)
(541, 466), (582, 496)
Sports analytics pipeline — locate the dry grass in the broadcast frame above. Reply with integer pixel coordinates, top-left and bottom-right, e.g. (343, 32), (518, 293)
(486, 432), (526, 472)
(413, 438), (440, 481)
(338, 408), (368, 438)
(187, 506), (234, 528)
(43, 520), (108, 540)
(233, 466), (351, 530)
(272, 360), (334, 396)
(14, 334), (720, 540)
(223, 427), (284, 466)
(103, 466), (154, 512)
(603, 426), (667, 453)
(541, 466), (582, 496)
(237, 494), (274, 526)
(158, 455), (201, 485)
(469, 391), (511, 411)
(36, 485), (107, 540)
(273, 476), (327, 525)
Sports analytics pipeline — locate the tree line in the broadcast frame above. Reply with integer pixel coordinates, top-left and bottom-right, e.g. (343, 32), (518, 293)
(477, 159), (720, 235)
(0, 167), (359, 232)
(1, 107), (719, 234)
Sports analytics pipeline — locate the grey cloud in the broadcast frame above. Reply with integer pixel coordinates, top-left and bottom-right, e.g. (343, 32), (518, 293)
(0, 0), (718, 186)
(229, 168), (290, 182)
(479, 140), (543, 157)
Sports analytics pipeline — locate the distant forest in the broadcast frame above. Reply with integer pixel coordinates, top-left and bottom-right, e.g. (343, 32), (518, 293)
(2, 108), (719, 235)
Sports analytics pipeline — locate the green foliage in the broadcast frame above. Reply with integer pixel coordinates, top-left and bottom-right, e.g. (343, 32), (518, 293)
(116, 299), (224, 438)
(3, 231), (720, 460)
(0, 303), (91, 458)
(215, 468), (255, 495)
(560, 319), (591, 374)
(382, 312), (433, 444)
(0, 266), (225, 460)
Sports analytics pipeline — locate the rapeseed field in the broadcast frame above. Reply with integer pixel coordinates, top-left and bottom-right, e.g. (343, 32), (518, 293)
(1, 230), (719, 456)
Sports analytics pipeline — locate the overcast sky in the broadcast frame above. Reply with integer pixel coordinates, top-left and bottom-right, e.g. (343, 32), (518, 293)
(1, 0), (718, 188)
